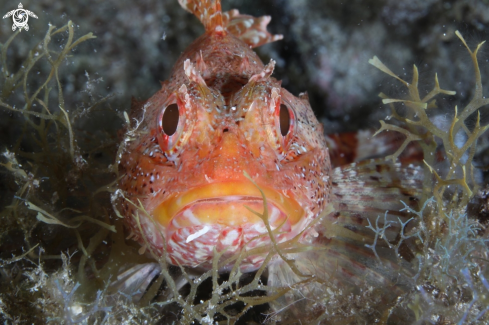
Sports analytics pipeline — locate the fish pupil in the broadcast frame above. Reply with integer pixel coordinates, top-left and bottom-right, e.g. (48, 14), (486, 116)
(162, 103), (179, 136)
(279, 104), (290, 136)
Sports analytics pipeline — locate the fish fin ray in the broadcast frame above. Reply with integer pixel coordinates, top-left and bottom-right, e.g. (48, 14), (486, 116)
(223, 9), (283, 48)
(266, 159), (422, 318)
(178, 0), (282, 48)
(108, 262), (161, 302)
(330, 159), (423, 259)
(267, 244), (412, 321)
(178, 0), (224, 34)
(332, 159), (423, 216)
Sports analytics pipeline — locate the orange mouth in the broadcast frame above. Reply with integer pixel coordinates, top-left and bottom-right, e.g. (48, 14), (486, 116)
(153, 182), (304, 229)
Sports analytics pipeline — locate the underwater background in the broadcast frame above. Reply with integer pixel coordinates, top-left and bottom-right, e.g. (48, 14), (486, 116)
(1, 0), (489, 324)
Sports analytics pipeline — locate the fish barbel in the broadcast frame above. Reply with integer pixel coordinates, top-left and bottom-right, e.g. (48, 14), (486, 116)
(115, 0), (422, 284)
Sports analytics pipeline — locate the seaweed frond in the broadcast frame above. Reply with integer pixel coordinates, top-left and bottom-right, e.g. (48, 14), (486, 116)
(0, 20), (122, 323)
(369, 31), (488, 217)
(369, 31), (489, 324)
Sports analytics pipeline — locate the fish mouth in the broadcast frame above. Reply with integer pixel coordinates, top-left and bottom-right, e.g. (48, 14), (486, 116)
(152, 182), (305, 270)
(153, 182), (304, 229)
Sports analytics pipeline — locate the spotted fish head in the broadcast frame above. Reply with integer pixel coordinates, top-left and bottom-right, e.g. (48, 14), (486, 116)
(116, 1), (331, 272)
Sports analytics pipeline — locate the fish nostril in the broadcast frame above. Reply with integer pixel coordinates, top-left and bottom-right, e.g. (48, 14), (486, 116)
(223, 128), (229, 133)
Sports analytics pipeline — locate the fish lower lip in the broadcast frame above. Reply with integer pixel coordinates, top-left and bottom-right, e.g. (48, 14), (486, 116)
(152, 182), (304, 228)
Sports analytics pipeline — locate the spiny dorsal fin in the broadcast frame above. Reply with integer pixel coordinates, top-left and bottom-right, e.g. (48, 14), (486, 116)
(178, 0), (224, 33)
(223, 9), (283, 48)
(178, 0), (283, 48)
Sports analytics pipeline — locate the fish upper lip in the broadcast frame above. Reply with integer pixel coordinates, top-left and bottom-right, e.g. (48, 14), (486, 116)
(191, 196), (265, 203)
(170, 195), (288, 229)
(169, 195), (289, 229)
(152, 181), (304, 228)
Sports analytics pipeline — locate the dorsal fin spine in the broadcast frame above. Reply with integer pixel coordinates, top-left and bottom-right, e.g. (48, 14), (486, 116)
(178, 0), (224, 34)
(178, 0), (283, 48)
(208, 0), (223, 33)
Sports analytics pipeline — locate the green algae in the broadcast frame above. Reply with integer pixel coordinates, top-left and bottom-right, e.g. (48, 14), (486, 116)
(369, 31), (489, 324)
(0, 19), (314, 324)
(0, 21), (121, 324)
(0, 16), (488, 325)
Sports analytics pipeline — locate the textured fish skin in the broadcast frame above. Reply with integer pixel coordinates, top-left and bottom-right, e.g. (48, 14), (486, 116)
(112, 2), (426, 319)
(116, 0), (332, 271)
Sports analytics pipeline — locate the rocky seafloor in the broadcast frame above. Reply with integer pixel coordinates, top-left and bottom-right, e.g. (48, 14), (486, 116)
(1, 0), (489, 324)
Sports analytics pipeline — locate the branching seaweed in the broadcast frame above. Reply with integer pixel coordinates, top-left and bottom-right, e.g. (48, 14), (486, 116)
(1, 11), (488, 325)
(368, 31), (489, 324)
(0, 20), (122, 324)
(369, 31), (488, 215)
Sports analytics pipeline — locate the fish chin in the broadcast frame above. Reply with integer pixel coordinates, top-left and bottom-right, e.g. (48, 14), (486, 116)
(152, 183), (306, 271)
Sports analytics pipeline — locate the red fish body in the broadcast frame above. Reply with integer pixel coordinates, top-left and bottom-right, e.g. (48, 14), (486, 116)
(115, 0), (422, 290)
(112, 2), (427, 321)
(116, 0), (331, 272)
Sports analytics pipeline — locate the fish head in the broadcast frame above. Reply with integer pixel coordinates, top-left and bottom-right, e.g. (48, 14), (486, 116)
(118, 51), (331, 272)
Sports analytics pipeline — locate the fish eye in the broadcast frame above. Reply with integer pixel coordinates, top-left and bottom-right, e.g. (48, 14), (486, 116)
(157, 101), (186, 153)
(279, 103), (290, 136)
(162, 103), (179, 136)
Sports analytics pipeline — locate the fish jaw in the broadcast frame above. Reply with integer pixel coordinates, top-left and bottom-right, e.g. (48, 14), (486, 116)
(152, 182), (306, 271)
(153, 182), (303, 227)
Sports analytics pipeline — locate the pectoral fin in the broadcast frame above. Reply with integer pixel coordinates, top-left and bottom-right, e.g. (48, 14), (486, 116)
(267, 160), (423, 321)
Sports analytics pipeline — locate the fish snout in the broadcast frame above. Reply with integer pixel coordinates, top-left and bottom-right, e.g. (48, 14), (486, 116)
(202, 131), (256, 182)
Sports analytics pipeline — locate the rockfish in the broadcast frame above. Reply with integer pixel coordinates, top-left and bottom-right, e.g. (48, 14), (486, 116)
(114, 0), (422, 306)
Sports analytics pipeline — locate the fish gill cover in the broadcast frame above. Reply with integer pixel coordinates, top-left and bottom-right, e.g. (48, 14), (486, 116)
(0, 1), (488, 324)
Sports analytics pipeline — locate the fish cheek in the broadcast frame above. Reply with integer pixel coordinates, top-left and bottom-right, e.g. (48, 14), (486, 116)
(293, 149), (331, 214)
